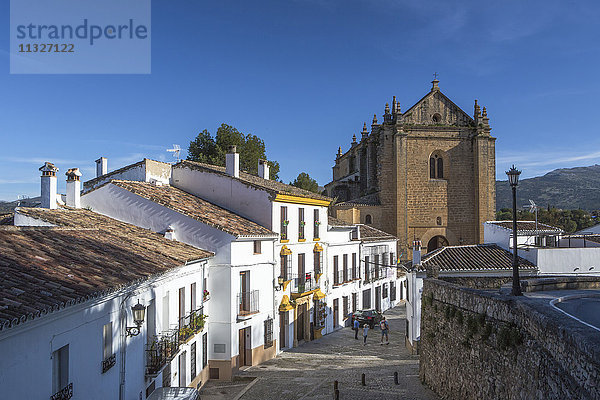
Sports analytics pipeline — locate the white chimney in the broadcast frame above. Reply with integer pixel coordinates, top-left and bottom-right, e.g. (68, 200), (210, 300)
(258, 159), (270, 180)
(39, 162), (59, 209)
(164, 226), (176, 241)
(412, 240), (422, 266)
(95, 157), (107, 178)
(65, 168), (82, 208)
(225, 145), (239, 178)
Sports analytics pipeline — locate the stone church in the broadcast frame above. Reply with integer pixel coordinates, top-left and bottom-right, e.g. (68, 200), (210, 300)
(325, 79), (496, 260)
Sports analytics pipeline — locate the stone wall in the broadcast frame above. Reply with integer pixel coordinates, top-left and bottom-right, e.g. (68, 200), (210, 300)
(439, 276), (513, 289)
(420, 278), (600, 400)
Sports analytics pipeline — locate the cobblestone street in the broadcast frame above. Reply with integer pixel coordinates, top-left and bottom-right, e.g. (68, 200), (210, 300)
(200, 304), (439, 400)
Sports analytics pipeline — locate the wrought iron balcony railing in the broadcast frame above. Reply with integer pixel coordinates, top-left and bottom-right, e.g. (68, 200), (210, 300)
(101, 353), (116, 373)
(290, 274), (318, 293)
(146, 329), (179, 377)
(238, 290), (259, 316)
(178, 307), (206, 344)
(50, 383), (73, 400)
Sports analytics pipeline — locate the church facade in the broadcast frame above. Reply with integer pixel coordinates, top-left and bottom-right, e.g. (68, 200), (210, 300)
(325, 80), (496, 259)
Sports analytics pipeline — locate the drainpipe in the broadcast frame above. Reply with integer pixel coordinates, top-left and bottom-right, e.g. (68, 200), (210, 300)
(119, 292), (133, 400)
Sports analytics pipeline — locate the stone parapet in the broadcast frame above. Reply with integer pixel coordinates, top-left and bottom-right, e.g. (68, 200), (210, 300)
(419, 278), (600, 400)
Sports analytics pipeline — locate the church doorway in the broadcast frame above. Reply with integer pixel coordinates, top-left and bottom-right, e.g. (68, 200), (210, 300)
(427, 235), (448, 253)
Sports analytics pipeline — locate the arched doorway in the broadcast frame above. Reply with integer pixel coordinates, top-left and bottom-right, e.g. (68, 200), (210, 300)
(427, 235), (448, 252)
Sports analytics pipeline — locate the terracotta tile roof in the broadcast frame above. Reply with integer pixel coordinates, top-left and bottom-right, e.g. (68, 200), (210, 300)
(487, 221), (563, 234)
(15, 207), (212, 262)
(417, 244), (536, 272)
(109, 180), (277, 238)
(177, 160), (331, 202)
(0, 213), (212, 331)
(357, 224), (396, 242)
(336, 193), (381, 207)
(328, 216), (353, 226)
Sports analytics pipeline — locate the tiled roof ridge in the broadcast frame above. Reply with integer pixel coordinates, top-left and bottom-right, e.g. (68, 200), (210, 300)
(487, 220), (563, 231)
(110, 180), (277, 238)
(177, 160), (332, 202)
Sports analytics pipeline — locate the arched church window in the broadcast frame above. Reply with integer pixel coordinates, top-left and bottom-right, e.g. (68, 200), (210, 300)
(365, 214), (372, 224)
(429, 152), (445, 179)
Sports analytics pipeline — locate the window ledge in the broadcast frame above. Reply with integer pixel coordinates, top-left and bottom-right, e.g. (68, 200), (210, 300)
(298, 239), (306, 242)
(313, 238), (320, 241)
(280, 239), (289, 243)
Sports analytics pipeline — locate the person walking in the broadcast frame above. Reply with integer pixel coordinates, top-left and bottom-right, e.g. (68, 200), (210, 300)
(363, 324), (369, 346)
(380, 317), (389, 345)
(353, 317), (360, 339)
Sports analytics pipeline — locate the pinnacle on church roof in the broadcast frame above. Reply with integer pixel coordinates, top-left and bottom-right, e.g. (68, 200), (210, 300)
(362, 122), (368, 133)
(337, 146), (342, 158)
(372, 114), (378, 125)
(431, 79), (440, 91)
(384, 103), (390, 114)
(352, 134), (357, 144)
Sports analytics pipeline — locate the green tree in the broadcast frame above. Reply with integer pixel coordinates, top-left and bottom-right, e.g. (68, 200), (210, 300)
(187, 123), (280, 180)
(290, 172), (319, 193)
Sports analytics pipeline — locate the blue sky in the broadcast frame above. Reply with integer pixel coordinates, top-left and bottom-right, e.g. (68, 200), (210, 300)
(1, 0), (600, 200)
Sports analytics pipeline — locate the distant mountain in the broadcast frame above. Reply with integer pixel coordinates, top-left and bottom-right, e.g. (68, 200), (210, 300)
(496, 165), (600, 211)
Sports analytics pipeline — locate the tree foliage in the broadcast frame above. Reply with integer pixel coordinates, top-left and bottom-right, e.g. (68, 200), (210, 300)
(187, 124), (280, 180)
(496, 207), (596, 233)
(290, 172), (319, 193)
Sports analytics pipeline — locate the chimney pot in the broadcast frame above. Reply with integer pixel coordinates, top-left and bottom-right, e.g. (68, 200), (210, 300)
(95, 157), (107, 178)
(225, 147), (240, 178)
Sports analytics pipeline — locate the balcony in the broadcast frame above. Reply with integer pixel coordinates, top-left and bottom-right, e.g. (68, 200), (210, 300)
(146, 308), (206, 377)
(290, 274), (319, 298)
(238, 290), (259, 317)
(178, 307), (206, 344)
(50, 383), (73, 400)
(146, 330), (179, 377)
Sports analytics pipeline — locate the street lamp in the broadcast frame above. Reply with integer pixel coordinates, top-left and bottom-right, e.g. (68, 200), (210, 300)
(506, 165), (523, 296)
(125, 301), (146, 337)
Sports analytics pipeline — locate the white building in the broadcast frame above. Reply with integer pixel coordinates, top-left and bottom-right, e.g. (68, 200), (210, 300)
(79, 179), (279, 380)
(484, 221), (600, 275)
(2, 205), (212, 400)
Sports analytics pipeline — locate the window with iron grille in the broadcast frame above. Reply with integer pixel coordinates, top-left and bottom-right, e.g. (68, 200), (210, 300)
(313, 251), (322, 275)
(390, 252), (395, 266)
(352, 292), (357, 313)
(364, 256), (370, 281)
(390, 282), (397, 301)
(352, 253), (357, 279)
(298, 208), (305, 240)
(343, 254), (348, 282)
(313, 209), (320, 239)
(264, 318), (273, 349)
(280, 255), (291, 281)
(333, 255), (339, 285)
(343, 296), (349, 319)
(383, 283), (388, 298)
(190, 342), (197, 380)
(254, 240), (262, 254)
(374, 255), (380, 279)
(280, 206), (288, 240)
(202, 333), (207, 369)
(362, 289), (371, 309)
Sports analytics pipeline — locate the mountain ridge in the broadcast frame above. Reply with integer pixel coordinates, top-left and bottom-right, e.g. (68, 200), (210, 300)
(496, 164), (600, 211)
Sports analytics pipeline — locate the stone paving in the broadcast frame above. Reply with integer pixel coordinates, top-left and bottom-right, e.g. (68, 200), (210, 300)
(200, 304), (439, 400)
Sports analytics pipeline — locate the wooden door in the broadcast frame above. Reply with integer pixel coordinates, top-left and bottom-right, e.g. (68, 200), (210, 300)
(333, 298), (339, 328)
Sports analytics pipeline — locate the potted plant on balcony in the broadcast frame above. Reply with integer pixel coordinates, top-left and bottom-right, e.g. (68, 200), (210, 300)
(203, 289), (210, 301)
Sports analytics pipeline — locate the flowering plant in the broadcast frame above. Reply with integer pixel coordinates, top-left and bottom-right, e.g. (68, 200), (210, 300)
(299, 221), (305, 227)
(282, 220), (289, 226)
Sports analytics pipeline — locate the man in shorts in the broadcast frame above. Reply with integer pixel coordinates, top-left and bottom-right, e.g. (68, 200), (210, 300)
(380, 317), (389, 345)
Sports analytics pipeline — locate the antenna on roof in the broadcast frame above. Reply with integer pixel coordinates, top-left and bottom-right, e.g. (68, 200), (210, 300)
(167, 144), (181, 163)
(524, 199), (539, 234)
